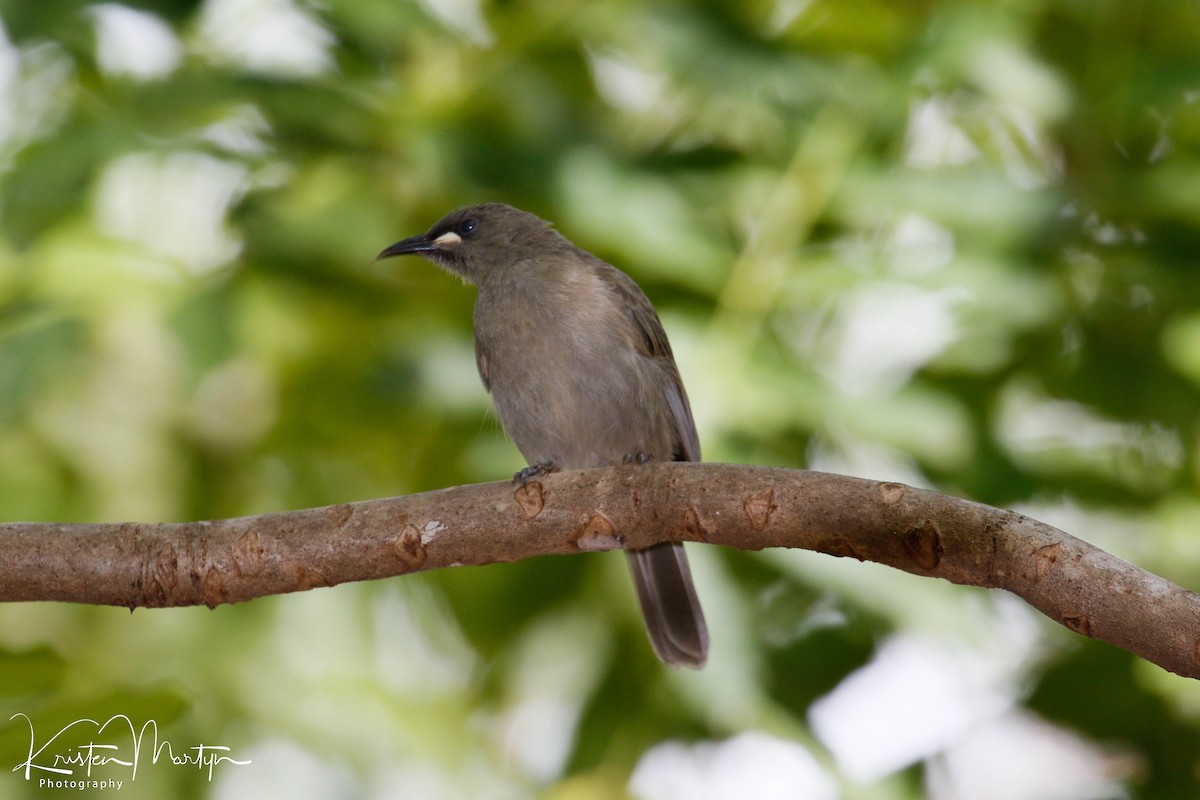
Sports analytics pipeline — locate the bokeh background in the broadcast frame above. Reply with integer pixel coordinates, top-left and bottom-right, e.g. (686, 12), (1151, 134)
(0, 0), (1198, 798)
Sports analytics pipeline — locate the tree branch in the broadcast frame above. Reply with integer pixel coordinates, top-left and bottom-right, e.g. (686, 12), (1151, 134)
(2, 464), (1196, 678)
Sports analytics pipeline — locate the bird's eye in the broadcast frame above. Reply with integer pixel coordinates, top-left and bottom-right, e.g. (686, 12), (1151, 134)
(458, 218), (479, 237)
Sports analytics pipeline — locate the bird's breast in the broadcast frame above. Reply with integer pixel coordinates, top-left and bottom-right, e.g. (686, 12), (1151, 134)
(473, 269), (673, 468)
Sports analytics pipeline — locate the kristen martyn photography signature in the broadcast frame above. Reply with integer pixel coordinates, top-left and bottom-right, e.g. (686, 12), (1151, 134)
(9, 712), (251, 791)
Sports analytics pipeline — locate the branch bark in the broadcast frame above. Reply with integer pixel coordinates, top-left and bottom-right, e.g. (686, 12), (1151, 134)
(1, 463), (1196, 678)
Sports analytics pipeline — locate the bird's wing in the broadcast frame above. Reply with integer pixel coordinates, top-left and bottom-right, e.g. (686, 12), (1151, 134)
(664, 376), (700, 462)
(596, 260), (701, 463)
(475, 339), (491, 392)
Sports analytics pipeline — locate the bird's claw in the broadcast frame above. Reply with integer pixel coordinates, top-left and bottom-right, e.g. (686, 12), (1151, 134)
(514, 463), (557, 485)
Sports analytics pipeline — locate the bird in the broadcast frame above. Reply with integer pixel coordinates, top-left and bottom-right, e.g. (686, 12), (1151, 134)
(376, 202), (708, 668)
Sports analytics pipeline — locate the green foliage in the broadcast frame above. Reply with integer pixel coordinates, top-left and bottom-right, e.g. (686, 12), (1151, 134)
(0, 0), (1198, 797)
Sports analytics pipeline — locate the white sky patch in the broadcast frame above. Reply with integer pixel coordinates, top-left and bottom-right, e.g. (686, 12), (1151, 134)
(196, 0), (335, 78)
(832, 213), (956, 278)
(997, 380), (1184, 470)
(94, 150), (248, 275)
(766, 0), (816, 36)
(0, 22), (74, 165)
(629, 731), (836, 800)
(805, 433), (932, 489)
(821, 282), (965, 396)
(416, 0), (495, 47)
(926, 709), (1129, 800)
(886, 213), (956, 276)
(212, 738), (355, 800)
(586, 48), (668, 114)
(905, 91), (1063, 187)
(905, 95), (980, 169)
(372, 583), (478, 697)
(200, 103), (273, 155)
(968, 41), (1071, 124)
(0, 22), (15, 94)
(809, 634), (1013, 782)
(90, 4), (181, 80)
(985, 104), (1064, 189)
(493, 610), (610, 782)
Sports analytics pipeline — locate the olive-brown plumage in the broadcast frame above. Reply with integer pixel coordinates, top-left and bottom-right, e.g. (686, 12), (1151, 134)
(378, 203), (708, 668)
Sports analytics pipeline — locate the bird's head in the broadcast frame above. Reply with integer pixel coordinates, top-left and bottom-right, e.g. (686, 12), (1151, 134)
(376, 203), (566, 285)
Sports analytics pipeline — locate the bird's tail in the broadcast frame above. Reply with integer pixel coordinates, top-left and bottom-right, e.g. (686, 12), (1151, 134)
(626, 542), (709, 668)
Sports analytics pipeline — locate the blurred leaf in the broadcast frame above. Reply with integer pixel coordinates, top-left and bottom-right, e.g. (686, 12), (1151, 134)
(0, 646), (66, 698)
(0, 0), (1198, 796)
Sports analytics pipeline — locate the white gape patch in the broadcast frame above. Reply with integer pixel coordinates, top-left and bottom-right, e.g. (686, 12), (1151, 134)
(433, 231), (462, 247)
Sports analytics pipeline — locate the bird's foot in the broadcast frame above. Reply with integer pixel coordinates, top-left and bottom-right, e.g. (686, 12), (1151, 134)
(623, 452), (654, 465)
(514, 462), (557, 485)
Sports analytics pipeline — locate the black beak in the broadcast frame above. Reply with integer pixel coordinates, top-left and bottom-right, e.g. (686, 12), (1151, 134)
(375, 235), (438, 260)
